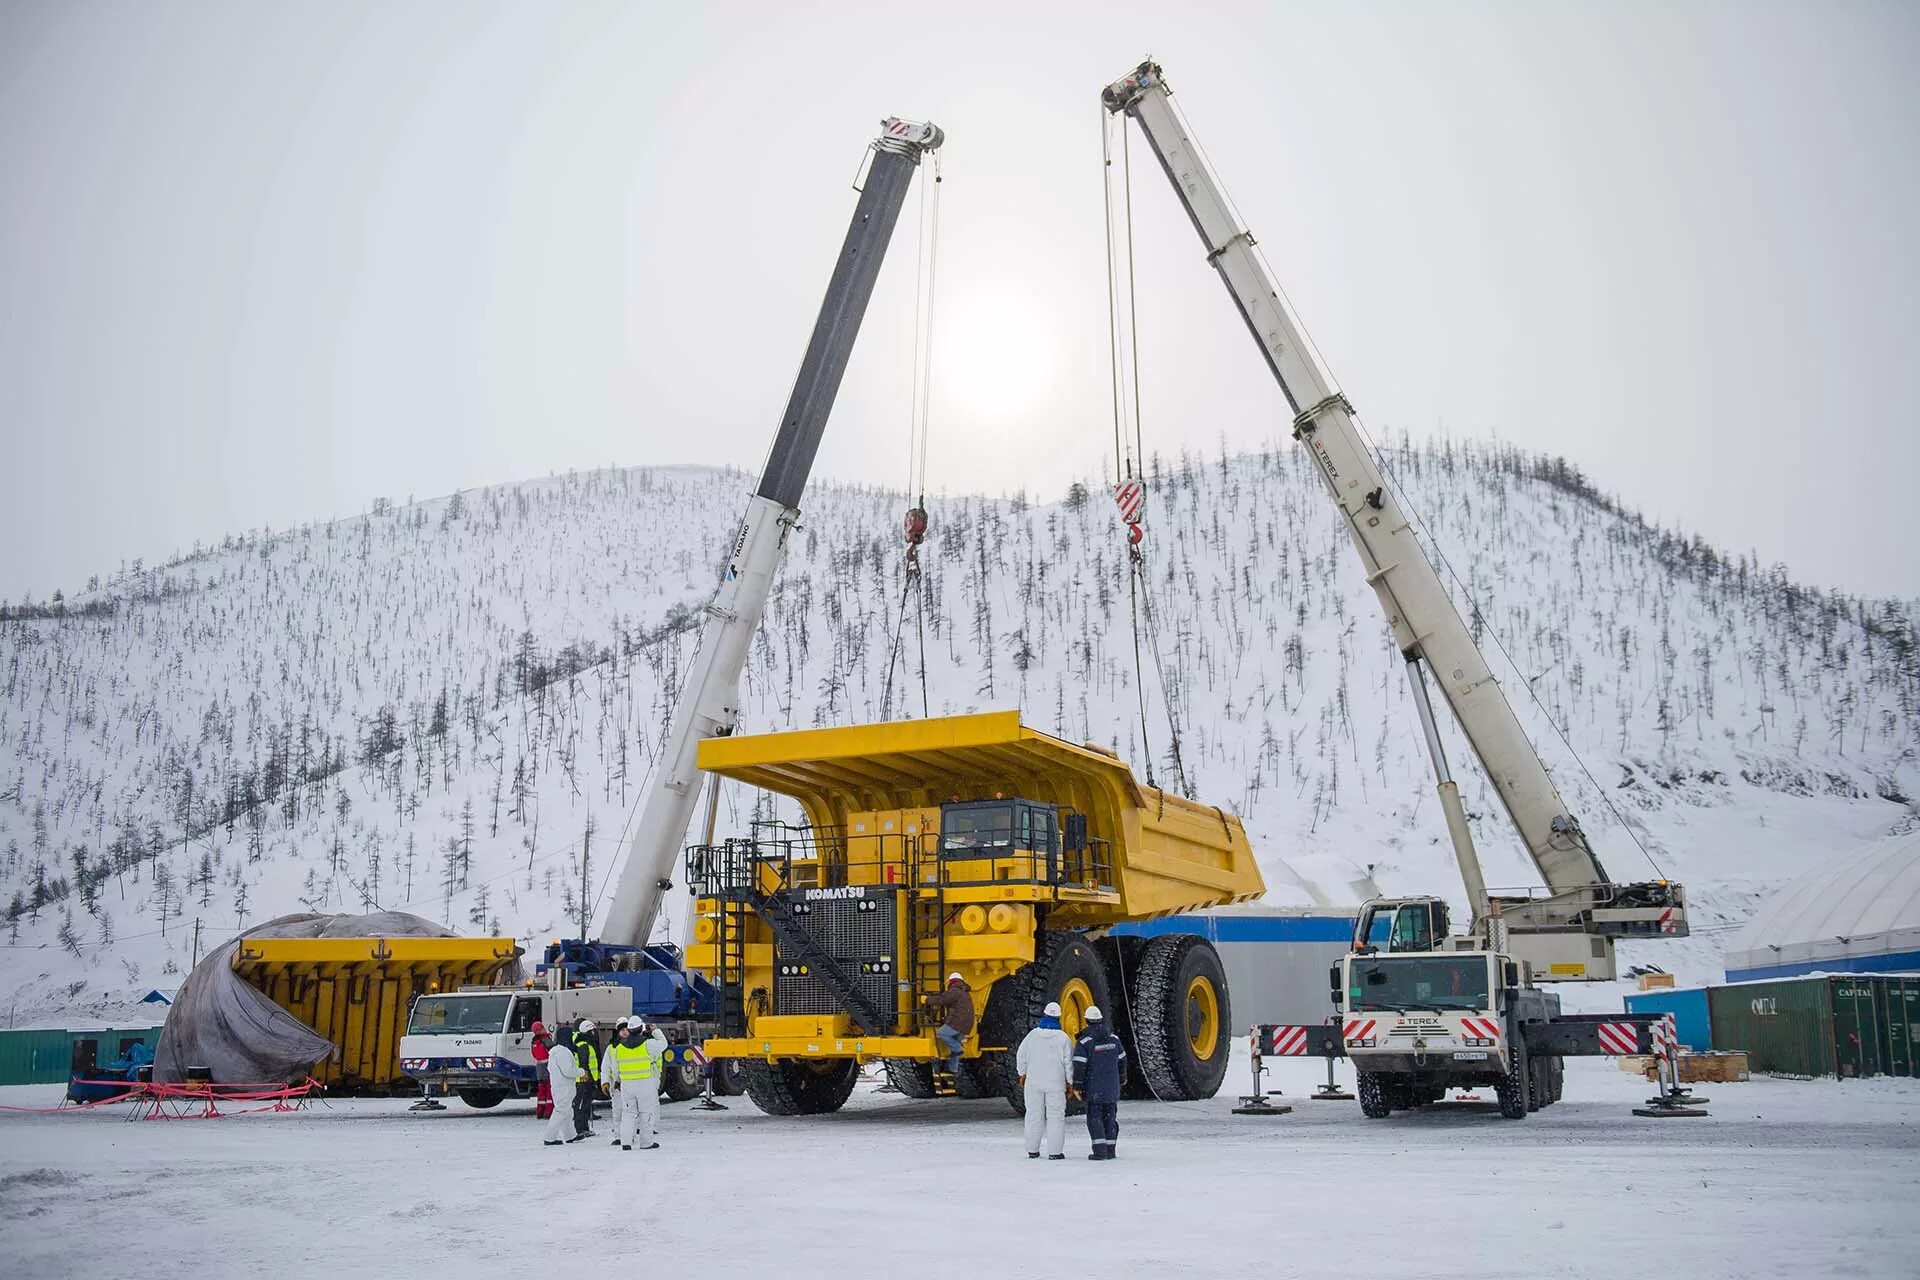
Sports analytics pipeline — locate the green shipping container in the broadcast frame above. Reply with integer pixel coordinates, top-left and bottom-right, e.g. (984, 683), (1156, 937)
(0, 1027), (164, 1086)
(1708, 976), (1838, 1078)
(1874, 977), (1920, 1078)
(1831, 980), (1882, 1078)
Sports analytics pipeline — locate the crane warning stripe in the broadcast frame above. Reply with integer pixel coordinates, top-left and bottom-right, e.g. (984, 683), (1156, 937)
(1458, 1018), (1501, 1042)
(1269, 1026), (1309, 1056)
(1659, 908), (1678, 935)
(1596, 1023), (1639, 1056)
(1343, 1018), (1376, 1043)
(1114, 480), (1145, 524)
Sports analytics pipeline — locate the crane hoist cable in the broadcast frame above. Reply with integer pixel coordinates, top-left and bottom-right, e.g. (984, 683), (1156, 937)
(884, 150), (942, 720)
(1103, 110), (1192, 799)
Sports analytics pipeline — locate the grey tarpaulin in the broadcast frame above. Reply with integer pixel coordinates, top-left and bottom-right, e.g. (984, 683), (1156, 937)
(153, 911), (473, 1084)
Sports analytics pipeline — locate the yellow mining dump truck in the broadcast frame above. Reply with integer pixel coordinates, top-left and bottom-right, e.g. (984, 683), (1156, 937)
(234, 935), (520, 1092)
(683, 711), (1265, 1114)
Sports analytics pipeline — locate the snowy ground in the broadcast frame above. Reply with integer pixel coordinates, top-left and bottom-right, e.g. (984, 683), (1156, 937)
(3, 1052), (1916, 1278)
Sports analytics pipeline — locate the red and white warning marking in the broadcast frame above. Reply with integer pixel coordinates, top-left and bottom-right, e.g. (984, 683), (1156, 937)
(1457, 1017), (1501, 1042)
(1659, 907), (1678, 935)
(1268, 1026), (1309, 1056)
(1343, 1018), (1377, 1044)
(1113, 479), (1145, 524)
(1596, 1022), (1640, 1056)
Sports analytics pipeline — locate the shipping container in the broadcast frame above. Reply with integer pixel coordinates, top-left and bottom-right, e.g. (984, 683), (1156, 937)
(1708, 976), (1836, 1078)
(1873, 976), (1920, 1078)
(1625, 986), (1712, 1051)
(0, 1027), (163, 1086)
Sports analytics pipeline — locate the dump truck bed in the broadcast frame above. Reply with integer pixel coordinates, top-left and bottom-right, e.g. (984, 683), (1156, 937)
(695, 710), (1264, 922)
(233, 935), (521, 1092)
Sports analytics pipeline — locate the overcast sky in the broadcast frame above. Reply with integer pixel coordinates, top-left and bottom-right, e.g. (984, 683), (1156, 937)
(2, 0), (1916, 602)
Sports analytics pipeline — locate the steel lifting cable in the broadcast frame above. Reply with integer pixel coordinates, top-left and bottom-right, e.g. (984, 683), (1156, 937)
(1103, 109), (1191, 798)
(884, 151), (941, 720)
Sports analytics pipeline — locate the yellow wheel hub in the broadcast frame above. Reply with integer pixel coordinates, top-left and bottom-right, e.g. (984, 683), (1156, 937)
(1058, 977), (1096, 1037)
(1185, 975), (1220, 1060)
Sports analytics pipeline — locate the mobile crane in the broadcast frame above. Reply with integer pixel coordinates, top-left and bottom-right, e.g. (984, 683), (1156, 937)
(1101, 61), (1690, 1117)
(526, 115), (947, 1099)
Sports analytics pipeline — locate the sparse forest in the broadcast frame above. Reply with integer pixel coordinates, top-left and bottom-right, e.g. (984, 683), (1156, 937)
(2, 444), (1915, 1021)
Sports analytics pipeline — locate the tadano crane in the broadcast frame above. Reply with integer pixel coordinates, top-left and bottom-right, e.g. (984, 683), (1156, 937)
(1100, 60), (1684, 983)
(534, 116), (946, 1097)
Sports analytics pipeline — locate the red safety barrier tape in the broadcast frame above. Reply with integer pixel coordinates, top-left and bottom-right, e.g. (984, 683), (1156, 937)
(0, 1077), (322, 1117)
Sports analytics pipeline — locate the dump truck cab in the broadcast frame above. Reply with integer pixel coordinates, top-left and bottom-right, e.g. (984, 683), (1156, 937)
(683, 712), (1265, 1115)
(398, 984), (632, 1109)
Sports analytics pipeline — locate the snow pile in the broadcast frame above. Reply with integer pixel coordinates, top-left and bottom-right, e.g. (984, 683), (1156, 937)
(0, 444), (1914, 1022)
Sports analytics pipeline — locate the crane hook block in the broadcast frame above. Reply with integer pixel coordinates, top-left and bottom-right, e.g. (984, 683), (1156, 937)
(903, 506), (929, 546)
(1127, 523), (1144, 546)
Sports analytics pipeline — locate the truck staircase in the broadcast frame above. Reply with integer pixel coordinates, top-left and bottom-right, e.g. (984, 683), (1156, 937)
(713, 896), (748, 1037)
(909, 834), (951, 1021)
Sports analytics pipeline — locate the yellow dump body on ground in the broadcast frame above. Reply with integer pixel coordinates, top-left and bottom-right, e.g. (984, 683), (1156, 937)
(684, 712), (1264, 1070)
(232, 935), (520, 1092)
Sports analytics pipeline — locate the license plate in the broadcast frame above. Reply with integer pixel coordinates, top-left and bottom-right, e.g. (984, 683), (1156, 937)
(1452, 1051), (1489, 1061)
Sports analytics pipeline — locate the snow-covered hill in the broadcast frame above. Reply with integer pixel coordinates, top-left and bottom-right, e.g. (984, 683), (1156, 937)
(3, 441), (1915, 1023)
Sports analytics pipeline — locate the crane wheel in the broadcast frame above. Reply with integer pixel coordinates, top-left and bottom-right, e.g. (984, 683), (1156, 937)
(1129, 935), (1232, 1101)
(660, 1054), (703, 1103)
(983, 930), (1112, 1116)
(1495, 1041), (1530, 1120)
(1098, 934), (1155, 1100)
(1355, 1071), (1391, 1119)
(882, 1058), (937, 1099)
(711, 1059), (748, 1097)
(740, 1058), (860, 1116)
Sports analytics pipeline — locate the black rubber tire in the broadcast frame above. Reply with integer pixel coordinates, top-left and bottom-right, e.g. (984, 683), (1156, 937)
(882, 1058), (937, 1099)
(1356, 1070), (1390, 1119)
(711, 1059), (748, 1097)
(1547, 1057), (1564, 1105)
(1130, 935), (1233, 1101)
(660, 1052), (703, 1103)
(740, 1059), (860, 1116)
(458, 1090), (506, 1109)
(983, 930), (1111, 1116)
(1098, 934), (1154, 1100)
(1496, 1040), (1530, 1120)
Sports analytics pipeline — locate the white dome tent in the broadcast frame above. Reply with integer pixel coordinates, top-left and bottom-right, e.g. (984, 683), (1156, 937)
(1725, 829), (1920, 982)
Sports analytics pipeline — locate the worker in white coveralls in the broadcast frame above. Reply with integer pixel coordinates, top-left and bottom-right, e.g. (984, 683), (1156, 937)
(1015, 1000), (1074, 1160)
(543, 1028), (584, 1146)
(605, 1016), (669, 1150)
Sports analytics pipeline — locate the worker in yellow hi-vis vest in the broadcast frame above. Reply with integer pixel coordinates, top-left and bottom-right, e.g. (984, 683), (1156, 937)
(606, 1016), (670, 1150)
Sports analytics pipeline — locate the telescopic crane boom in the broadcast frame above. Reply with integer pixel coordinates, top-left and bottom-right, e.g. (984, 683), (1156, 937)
(600, 117), (944, 947)
(1101, 61), (1683, 980)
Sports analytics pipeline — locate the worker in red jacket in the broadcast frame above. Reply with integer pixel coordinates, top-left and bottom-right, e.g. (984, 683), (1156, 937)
(530, 1021), (554, 1121)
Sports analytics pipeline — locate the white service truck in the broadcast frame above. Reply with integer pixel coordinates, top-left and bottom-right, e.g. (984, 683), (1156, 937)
(398, 984), (632, 1109)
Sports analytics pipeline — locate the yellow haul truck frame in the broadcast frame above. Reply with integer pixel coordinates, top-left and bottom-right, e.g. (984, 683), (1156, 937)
(683, 712), (1264, 1114)
(233, 935), (520, 1093)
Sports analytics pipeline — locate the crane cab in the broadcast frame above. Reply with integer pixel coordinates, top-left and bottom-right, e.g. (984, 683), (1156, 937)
(1353, 896), (1452, 955)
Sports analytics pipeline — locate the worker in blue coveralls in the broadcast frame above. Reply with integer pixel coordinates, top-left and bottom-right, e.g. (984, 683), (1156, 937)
(1071, 1005), (1128, 1160)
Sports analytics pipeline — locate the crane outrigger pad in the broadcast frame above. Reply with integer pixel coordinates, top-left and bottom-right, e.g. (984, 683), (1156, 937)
(696, 711), (1265, 921)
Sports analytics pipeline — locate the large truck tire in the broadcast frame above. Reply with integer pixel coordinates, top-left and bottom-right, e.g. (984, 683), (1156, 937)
(1356, 1071), (1390, 1119)
(660, 1052), (703, 1102)
(1129, 934), (1232, 1100)
(1098, 934), (1154, 1099)
(983, 930), (1112, 1116)
(1496, 1040), (1530, 1120)
(458, 1089), (507, 1109)
(741, 1059), (860, 1116)
(882, 1058), (937, 1099)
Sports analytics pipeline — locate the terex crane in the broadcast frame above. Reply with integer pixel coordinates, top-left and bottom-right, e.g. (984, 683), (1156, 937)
(533, 115), (946, 1098)
(1102, 61), (1690, 1117)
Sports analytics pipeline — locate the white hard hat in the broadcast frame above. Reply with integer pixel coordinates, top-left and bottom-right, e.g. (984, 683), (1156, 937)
(1043, 1001), (1063, 1018)
(947, 972), (963, 984)
(578, 1019), (596, 1032)
(1084, 1005), (1104, 1022)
